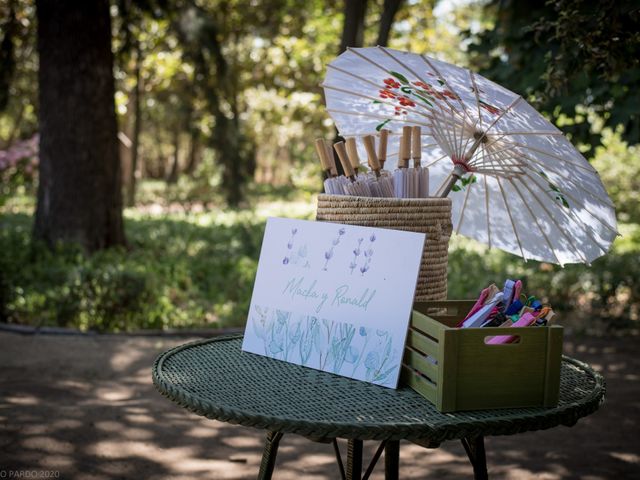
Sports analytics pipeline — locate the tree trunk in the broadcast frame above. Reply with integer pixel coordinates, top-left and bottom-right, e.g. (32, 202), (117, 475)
(332, 0), (369, 177)
(166, 129), (180, 184)
(185, 129), (200, 175)
(126, 41), (142, 207)
(376, 0), (403, 46)
(0, 0), (17, 112)
(339, 0), (368, 54)
(34, 0), (125, 252)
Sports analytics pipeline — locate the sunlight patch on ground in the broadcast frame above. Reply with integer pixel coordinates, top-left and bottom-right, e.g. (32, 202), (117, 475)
(22, 436), (74, 454)
(610, 452), (640, 464)
(3, 394), (40, 405)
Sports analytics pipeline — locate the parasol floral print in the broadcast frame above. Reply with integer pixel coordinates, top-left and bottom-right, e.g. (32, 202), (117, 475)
(249, 304), (399, 387)
(451, 174), (478, 193)
(372, 71), (504, 131)
(538, 170), (570, 209)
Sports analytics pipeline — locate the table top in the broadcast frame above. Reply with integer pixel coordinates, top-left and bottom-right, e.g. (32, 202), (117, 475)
(152, 335), (605, 446)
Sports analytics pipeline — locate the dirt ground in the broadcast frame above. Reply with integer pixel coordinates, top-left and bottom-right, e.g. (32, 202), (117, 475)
(1, 330), (638, 480)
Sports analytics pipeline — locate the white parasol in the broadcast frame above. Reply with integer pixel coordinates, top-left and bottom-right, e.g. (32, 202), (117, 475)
(322, 46), (618, 265)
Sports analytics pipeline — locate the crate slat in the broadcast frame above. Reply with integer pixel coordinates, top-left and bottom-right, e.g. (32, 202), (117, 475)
(401, 366), (437, 404)
(406, 328), (438, 359)
(403, 347), (438, 383)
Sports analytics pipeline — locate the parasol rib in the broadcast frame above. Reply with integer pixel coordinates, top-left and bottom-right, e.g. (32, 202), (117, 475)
(467, 96), (523, 154)
(480, 138), (616, 211)
(463, 69), (484, 155)
(424, 153), (450, 169)
(518, 154), (619, 222)
(483, 146), (541, 262)
(435, 173), (454, 197)
(516, 177), (590, 264)
(522, 170), (612, 255)
(507, 177), (563, 265)
(489, 131), (564, 136)
(484, 175), (491, 249)
(470, 70), (484, 129)
(489, 145), (616, 236)
(417, 53), (478, 128)
(495, 138), (600, 174)
(493, 147), (614, 255)
(496, 177), (527, 260)
(454, 176), (473, 235)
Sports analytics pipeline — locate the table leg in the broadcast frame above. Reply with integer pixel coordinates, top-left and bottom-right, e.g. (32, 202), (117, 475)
(257, 431), (283, 480)
(461, 435), (488, 480)
(384, 440), (400, 480)
(332, 439), (346, 480)
(346, 439), (363, 480)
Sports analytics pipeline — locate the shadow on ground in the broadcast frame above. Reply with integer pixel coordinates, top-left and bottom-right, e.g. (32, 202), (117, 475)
(0, 332), (638, 479)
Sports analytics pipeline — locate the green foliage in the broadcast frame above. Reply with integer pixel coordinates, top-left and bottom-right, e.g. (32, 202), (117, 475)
(0, 134), (38, 206)
(0, 211), (267, 331)
(464, 0), (640, 151)
(591, 129), (640, 223)
(0, 188), (317, 331)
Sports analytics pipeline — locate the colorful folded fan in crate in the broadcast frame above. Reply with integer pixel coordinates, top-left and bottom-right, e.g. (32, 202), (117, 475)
(402, 280), (563, 412)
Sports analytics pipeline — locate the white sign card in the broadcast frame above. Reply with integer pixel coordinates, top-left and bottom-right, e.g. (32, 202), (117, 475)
(241, 217), (425, 388)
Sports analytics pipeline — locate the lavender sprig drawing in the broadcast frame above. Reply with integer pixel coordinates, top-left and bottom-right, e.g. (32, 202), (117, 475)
(359, 233), (376, 276)
(323, 227), (346, 271)
(282, 228), (298, 265)
(349, 238), (363, 275)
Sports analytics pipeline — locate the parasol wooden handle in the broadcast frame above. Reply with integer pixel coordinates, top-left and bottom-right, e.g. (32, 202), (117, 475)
(334, 141), (355, 180)
(324, 140), (338, 177)
(378, 129), (389, 169)
(363, 135), (381, 178)
(345, 137), (361, 174)
(412, 126), (421, 168)
(315, 138), (331, 174)
(399, 125), (412, 168)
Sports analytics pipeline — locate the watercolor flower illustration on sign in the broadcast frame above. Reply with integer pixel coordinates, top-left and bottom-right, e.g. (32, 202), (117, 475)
(323, 227), (346, 271)
(282, 228), (311, 268)
(349, 237), (364, 275)
(249, 305), (399, 387)
(359, 233), (376, 276)
(282, 228), (297, 265)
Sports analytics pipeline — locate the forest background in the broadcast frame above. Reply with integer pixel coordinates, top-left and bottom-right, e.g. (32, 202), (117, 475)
(1, 0), (638, 334)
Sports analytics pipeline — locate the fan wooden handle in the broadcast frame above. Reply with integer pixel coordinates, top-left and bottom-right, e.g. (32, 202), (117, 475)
(363, 135), (381, 177)
(378, 129), (389, 168)
(412, 126), (421, 167)
(345, 137), (361, 173)
(334, 141), (355, 179)
(324, 140), (338, 177)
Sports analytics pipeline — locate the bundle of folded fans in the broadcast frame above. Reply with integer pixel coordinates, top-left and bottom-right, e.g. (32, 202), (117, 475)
(457, 279), (556, 344)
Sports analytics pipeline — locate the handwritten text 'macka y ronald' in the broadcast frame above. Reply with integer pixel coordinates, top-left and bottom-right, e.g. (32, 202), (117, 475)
(282, 276), (376, 314)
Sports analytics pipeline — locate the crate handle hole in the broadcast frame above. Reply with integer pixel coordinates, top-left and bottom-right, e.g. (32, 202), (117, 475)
(484, 335), (521, 345)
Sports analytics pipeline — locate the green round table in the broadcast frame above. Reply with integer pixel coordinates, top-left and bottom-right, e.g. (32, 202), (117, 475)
(152, 335), (605, 480)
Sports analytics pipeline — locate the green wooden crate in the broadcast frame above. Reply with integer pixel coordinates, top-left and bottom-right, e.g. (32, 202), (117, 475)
(401, 300), (563, 412)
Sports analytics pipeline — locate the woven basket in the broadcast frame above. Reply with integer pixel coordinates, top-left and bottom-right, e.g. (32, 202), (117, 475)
(316, 194), (452, 302)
